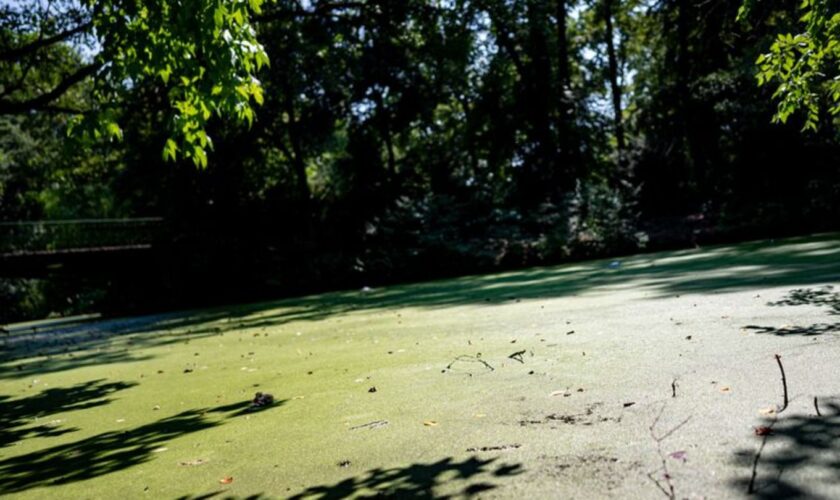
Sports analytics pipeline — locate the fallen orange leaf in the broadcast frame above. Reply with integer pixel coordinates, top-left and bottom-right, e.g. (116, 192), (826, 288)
(219, 477), (234, 484)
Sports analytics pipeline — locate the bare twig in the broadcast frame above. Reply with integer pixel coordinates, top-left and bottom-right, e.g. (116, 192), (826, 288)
(747, 423), (772, 494)
(647, 471), (674, 499)
(815, 397), (822, 417)
(508, 350), (526, 363)
(774, 354), (789, 412)
(671, 378), (677, 398)
(647, 405), (691, 499)
(653, 417), (692, 442)
(349, 420), (389, 430)
(747, 354), (791, 494)
(445, 354), (495, 372)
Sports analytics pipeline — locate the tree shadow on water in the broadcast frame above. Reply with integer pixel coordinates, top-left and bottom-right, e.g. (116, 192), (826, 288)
(288, 456), (523, 499)
(767, 286), (840, 315)
(0, 312), (224, 379)
(742, 323), (840, 337)
(0, 379), (137, 448)
(0, 349), (154, 381)
(730, 398), (840, 498)
(0, 398), (285, 493)
(175, 494), (271, 500)
(743, 285), (840, 337)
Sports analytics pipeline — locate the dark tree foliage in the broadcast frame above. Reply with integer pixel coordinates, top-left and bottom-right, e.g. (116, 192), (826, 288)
(2, 0), (840, 321)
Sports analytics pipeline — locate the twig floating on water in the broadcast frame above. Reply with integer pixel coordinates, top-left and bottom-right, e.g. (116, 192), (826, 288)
(445, 354), (495, 372)
(349, 420), (389, 431)
(466, 443), (521, 452)
(747, 425), (771, 494)
(748, 354), (790, 494)
(774, 354), (789, 412)
(508, 350), (526, 363)
(647, 404), (691, 499)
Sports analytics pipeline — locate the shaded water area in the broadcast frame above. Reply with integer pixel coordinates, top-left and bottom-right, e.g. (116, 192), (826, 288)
(5, 233), (840, 371)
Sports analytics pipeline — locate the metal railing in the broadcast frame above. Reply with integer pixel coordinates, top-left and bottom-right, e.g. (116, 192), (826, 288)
(0, 218), (164, 256)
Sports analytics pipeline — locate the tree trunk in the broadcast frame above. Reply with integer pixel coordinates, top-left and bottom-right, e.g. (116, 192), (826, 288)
(675, 0), (694, 178)
(555, 0), (570, 115)
(604, 0), (626, 162)
(374, 91), (397, 182)
(523, 0), (557, 203)
(554, 0), (576, 191)
(281, 81), (311, 204)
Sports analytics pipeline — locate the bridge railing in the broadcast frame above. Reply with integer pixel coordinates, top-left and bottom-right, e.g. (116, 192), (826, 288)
(0, 218), (165, 256)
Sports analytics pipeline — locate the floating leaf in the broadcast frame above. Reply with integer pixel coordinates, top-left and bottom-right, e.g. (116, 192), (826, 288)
(219, 476), (234, 484)
(423, 420), (439, 427)
(669, 450), (687, 462)
(719, 386), (732, 394)
(759, 407), (777, 416)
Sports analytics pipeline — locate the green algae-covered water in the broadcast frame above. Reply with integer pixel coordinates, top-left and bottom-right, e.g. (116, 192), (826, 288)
(2, 234), (840, 499)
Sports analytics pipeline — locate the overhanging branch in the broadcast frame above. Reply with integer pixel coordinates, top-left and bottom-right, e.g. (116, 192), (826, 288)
(0, 63), (100, 115)
(0, 21), (93, 62)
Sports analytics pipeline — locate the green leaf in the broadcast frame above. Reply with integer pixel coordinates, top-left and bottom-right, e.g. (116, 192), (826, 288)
(193, 147), (208, 168)
(106, 122), (123, 141)
(162, 139), (178, 162)
(158, 66), (172, 84)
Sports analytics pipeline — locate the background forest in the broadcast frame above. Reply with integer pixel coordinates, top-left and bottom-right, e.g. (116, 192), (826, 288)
(3, 0), (840, 322)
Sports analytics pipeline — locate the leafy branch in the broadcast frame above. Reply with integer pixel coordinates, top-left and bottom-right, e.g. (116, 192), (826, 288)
(742, 0), (840, 131)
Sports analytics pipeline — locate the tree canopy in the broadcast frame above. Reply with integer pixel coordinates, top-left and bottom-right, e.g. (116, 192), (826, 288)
(1, 0), (269, 166)
(3, 0), (840, 322)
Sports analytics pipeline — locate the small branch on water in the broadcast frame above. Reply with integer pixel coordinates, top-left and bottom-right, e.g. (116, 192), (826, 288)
(508, 350), (526, 363)
(747, 419), (773, 495)
(445, 354), (495, 372)
(774, 354), (789, 412)
(647, 404), (691, 499)
(647, 471), (674, 499)
(747, 354), (792, 494)
(671, 378), (678, 398)
(815, 397), (822, 417)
